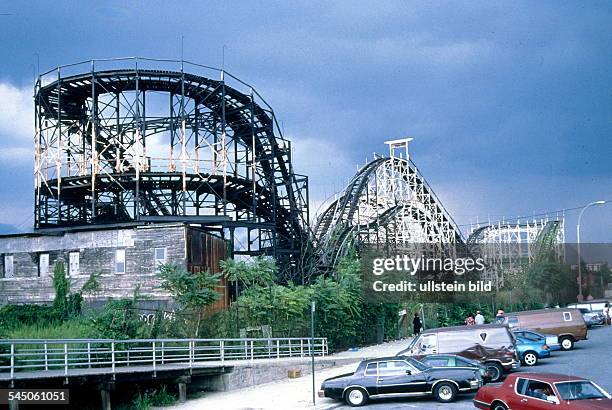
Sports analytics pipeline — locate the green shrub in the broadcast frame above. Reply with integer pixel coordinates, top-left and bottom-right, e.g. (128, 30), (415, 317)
(0, 304), (61, 330)
(131, 391), (153, 410)
(129, 385), (176, 410)
(149, 385), (176, 406)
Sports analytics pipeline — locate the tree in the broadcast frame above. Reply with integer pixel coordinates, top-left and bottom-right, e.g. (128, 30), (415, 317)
(157, 264), (222, 337)
(52, 262), (70, 317)
(220, 256), (277, 290)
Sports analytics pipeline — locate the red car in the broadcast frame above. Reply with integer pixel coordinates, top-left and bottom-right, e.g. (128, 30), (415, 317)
(474, 373), (612, 410)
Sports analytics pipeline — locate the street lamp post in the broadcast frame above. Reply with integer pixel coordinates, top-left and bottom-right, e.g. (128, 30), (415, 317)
(576, 200), (606, 301)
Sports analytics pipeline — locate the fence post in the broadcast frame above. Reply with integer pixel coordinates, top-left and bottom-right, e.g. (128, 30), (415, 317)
(161, 341), (165, 364)
(87, 342), (91, 368)
(111, 342), (116, 378)
(10, 344), (14, 380)
(189, 340), (193, 369)
(44, 343), (48, 371)
(300, 339), (304, 357)
(152, 341), (156, 377)
(220, 340), (224, 363)
(64, 343), (68, 377)
(250, 340), (254, 361)
(276, 339), (280, 359)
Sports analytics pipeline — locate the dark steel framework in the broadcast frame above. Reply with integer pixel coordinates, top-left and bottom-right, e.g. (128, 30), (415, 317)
(34, 58), (309, 281)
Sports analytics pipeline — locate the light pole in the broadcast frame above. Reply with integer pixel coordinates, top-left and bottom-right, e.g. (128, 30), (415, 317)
(311, 301), (316, 405)
(577, 200), (606, 301)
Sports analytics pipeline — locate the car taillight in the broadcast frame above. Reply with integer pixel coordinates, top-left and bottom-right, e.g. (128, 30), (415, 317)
(543, 344), (549, 350)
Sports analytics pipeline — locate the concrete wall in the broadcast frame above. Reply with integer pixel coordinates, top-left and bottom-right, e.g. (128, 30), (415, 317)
(0, 224), (189, 305)
(195, 358), (355, 392)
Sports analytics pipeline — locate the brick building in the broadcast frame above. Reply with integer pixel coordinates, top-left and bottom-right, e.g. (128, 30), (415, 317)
(0, 223), (229, 309)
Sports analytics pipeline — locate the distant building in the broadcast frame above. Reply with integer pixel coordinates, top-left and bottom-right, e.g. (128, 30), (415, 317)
(0, 223), (229, 309)
(570, 262), (608, 272)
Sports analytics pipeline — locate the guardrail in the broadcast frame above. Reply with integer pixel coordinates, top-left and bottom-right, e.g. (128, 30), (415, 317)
(0, 337), (328, 380)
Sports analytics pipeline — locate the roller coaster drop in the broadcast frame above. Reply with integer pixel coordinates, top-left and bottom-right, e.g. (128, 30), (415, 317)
(313, 139), (565, 286)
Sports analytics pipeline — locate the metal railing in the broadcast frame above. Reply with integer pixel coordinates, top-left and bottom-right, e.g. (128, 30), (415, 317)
(0, 337), (328, 380)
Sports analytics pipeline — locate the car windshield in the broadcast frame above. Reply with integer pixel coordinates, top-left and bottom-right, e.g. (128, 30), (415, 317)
(555, 381), (609, 401)
(406, 357), (429, 371)
(517, 332), (542, 342)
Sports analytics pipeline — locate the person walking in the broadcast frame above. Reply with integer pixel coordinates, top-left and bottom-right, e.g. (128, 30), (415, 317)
(605, 303), (611, 326)
(413, 313), (422, 336)
(475, 310), (485, 325)
(465, 313), (475, 326)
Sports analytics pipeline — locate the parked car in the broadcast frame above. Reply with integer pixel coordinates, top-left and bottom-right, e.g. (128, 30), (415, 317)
(396, 324), (519, 382)
(473, 372), (612, 409)
(515, 336), (550, 366)
(578, 308), (606, 327)
(567, 300), (609, 313)
(494, 308), (588, 351)
(318, 356), (482, 406)
(419, 354), (492, 383)
(513, 329), (560, 351)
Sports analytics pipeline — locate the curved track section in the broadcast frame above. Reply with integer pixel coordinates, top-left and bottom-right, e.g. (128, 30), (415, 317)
(314, 156), (464, 270)
(34, 60), (309, 280)
(466, 219), (564, 287)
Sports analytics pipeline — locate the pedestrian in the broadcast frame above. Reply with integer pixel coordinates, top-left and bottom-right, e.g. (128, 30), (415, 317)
(413, 313), (422, 336)
(465, 313), (475, 326)
(605, 303), (611, 326)
(475, 310), (485, 325)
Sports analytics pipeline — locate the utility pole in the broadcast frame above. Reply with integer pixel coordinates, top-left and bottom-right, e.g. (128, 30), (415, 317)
(311, 301), (316, 405)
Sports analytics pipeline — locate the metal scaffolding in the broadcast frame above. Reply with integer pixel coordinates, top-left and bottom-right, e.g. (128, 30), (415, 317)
(33, 58), (309, 281)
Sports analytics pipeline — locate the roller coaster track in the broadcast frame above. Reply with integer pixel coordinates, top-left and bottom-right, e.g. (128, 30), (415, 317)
(35, 62), (309, 279)
(466, 219), (564, 269)
(313, 156), (464, 270)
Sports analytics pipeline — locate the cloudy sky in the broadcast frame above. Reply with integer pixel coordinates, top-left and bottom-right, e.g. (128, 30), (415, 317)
(0, 1), (610, 241)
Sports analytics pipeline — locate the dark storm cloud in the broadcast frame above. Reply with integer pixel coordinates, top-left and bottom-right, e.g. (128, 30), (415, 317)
(0, 1), (610, 239)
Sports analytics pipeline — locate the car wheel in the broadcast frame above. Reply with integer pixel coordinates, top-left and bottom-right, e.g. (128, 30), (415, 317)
(485, 362), (504, 382)
(345, 387), (368, 407)
(433, 381), (458, 403)
(523, 351), (538, 366)
(490, 401), (508, 410)
(560, 336), (574, 351)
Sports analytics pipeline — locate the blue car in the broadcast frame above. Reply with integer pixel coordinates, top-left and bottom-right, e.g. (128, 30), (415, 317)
(513, 329), (561, 351)
(515, 335), (550, 366)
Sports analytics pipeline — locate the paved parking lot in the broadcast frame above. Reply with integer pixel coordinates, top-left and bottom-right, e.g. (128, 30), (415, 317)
(167, 326), (610, 409)
(317, 325), (612, 410)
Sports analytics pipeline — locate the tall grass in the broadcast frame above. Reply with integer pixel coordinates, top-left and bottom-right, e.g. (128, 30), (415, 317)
(6, 317), (94, 339)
